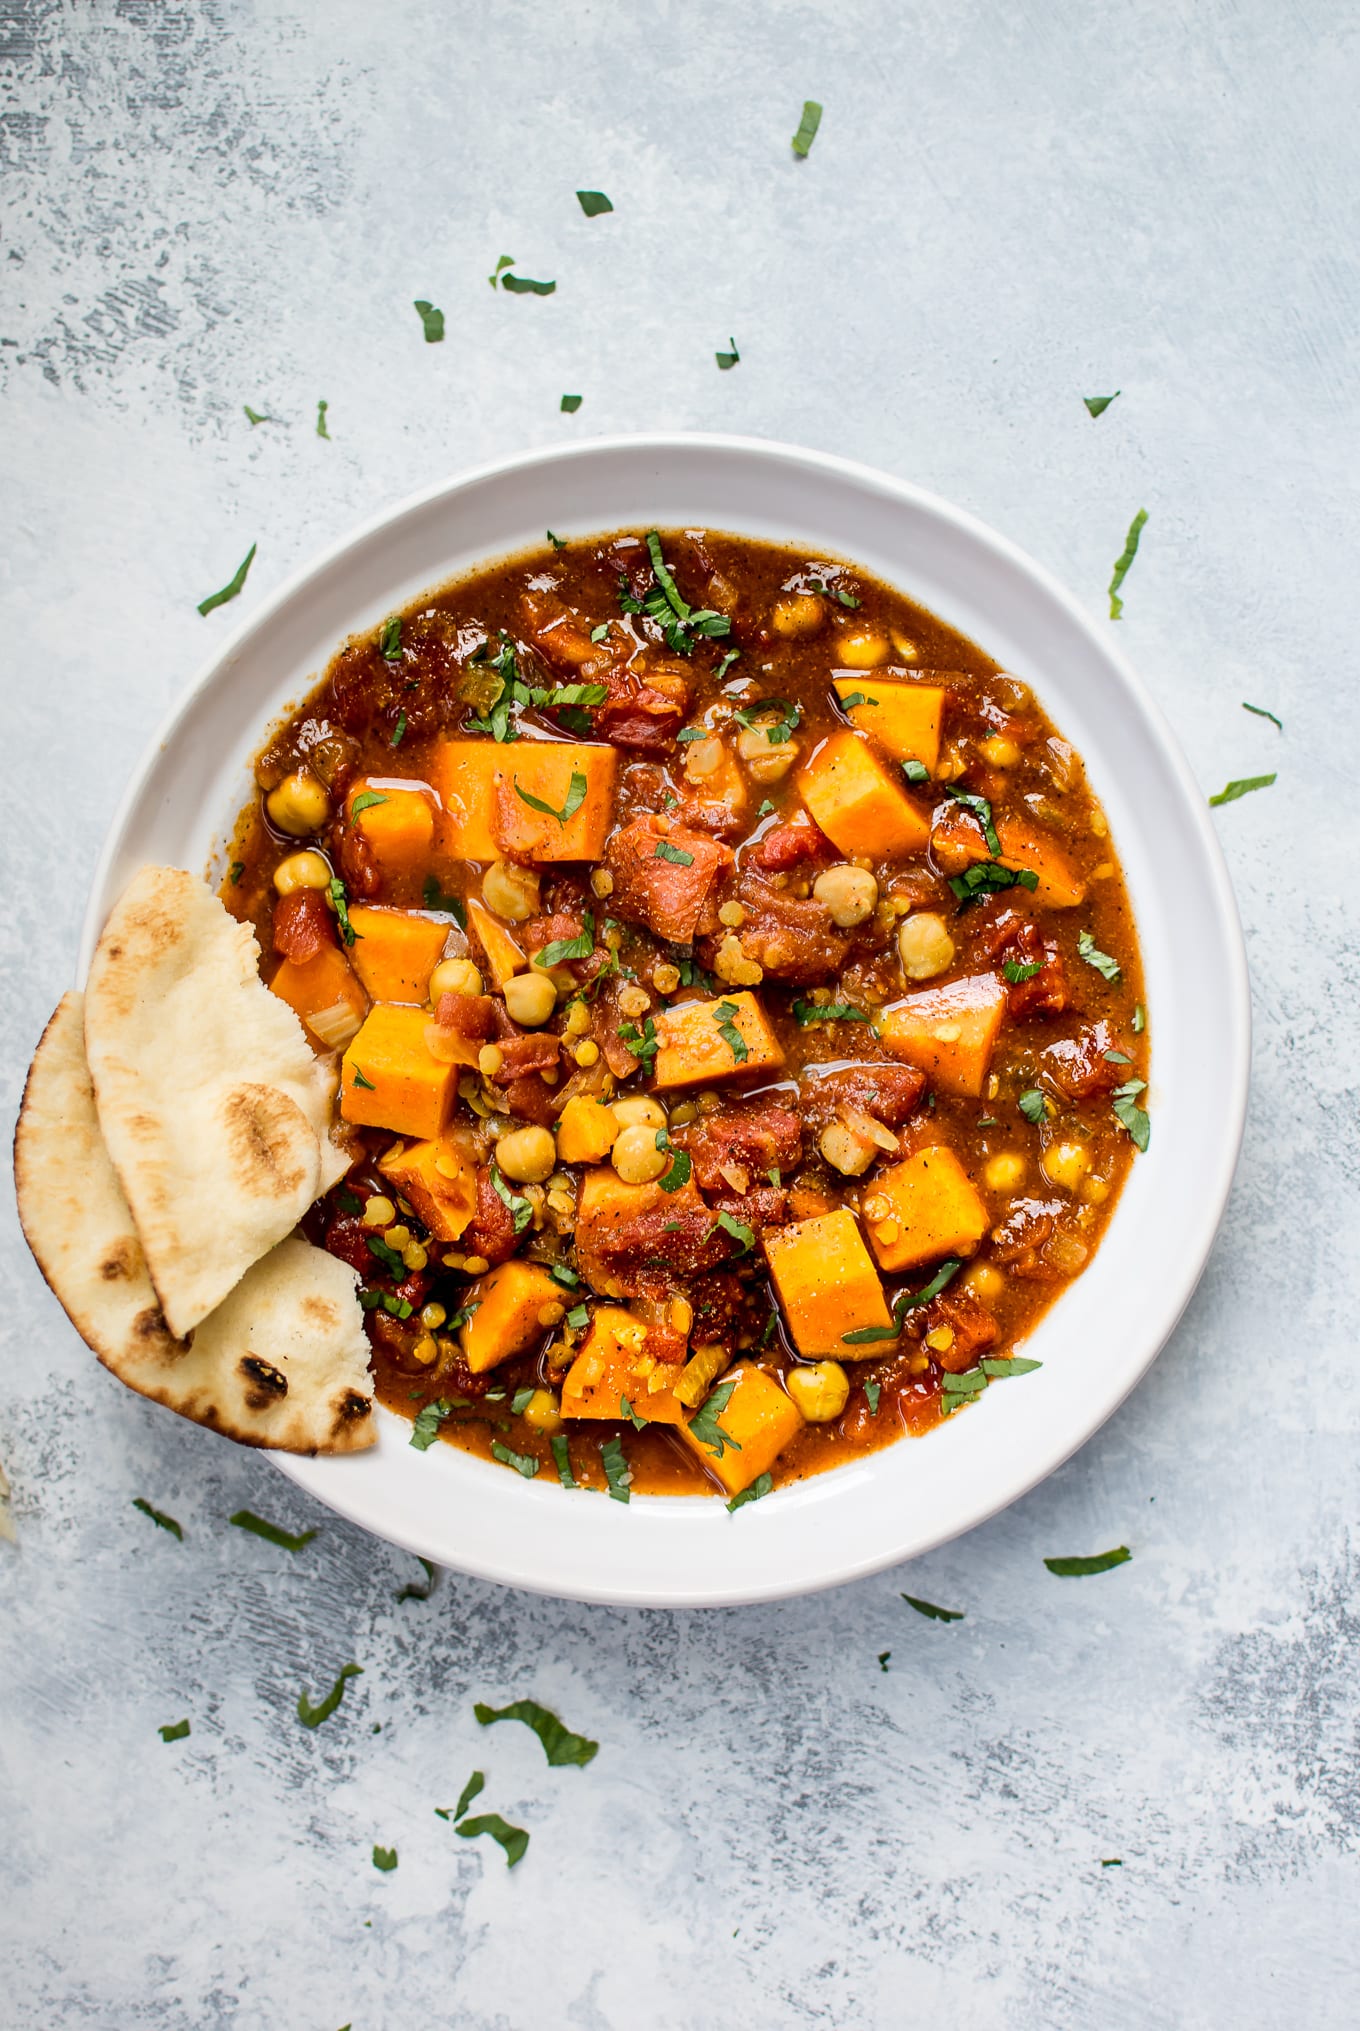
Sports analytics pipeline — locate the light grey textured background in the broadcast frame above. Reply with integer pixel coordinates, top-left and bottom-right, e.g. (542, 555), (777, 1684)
(3, 3), (1357, 2026)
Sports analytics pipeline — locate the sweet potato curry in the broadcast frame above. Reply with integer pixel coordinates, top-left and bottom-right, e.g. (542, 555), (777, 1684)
(224, 529), (1149, 1504)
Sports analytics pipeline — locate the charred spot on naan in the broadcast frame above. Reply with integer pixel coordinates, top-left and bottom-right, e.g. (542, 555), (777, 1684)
(240, 1355), (289, 1407)
(98, 1237), (142, 1282)
(223, 1084), (314, 1199)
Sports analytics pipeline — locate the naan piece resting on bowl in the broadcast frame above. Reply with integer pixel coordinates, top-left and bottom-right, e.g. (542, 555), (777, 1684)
(15, 992), (374, 1454)
(82, 866), (349, 1339)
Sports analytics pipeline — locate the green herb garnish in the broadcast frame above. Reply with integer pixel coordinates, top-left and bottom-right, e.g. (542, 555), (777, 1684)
(949, 861), (1038, 907)
(229, 1510), (317, 1551)
(791, 99), (823, 157)
(601, 1434), (633, 1502)
(1044, 1547), (1131, 1577)
(688, 1379), (742, 1458)
(564, 1302), (590, 1331)
(946, 784), (1002, 857)
(1083, 392), (1120, 417)
(878, 1651), (891, 1672)
(349, 790), (388, 818)
(422, 875), (468, 925)
(791, 998), (870, 1027)
(808, 577), (860, 609)
(297, 1661), (362, 1727)
(617, 1014), (658, 1072)
(716, 648), (743, 681)
(546, 529), (567, 548)
(550, 1434), (576, 1487)
(735, 696), (801, 744)
(513, 769), (588, 829)
(159, 1718), (191, 1742)
(537, 912), (595, 968)
(619, 531), (731, 657)
(1132, 1003), (1146, 1033)
(132, 1498), (183, 1540)
(366, 1232), (406, 1277)
(372, 1845), (398, 1872)
(1108, 507), (1148, 619)
(489, 254), (515, 287)
(653, 839), (694, 867)
(1018, 1088), (1047, 1124)
(197, 542), (257, 617)
(655, 1131), (692, 1192)
(901, 1594), (964, 1622)
(490, 1162), (533, 1234)
(390, 710), (407, 748)
(1209, 773), (1276, 806)
(396, 1556), (437, 1602)
(713, 1000), (749, 1063)
(413, 298), (445, 342)
(716, 336), (740, 370)
(902, 758), (931, 784)
(727, 1472), (772, 1513)
(1077, 930), (1121, 984)
(560, 393), (583, 412)
(491, 1440), (540, 1479)
(457, 1813), (530, 1867)
(410, 1400), (455, 1452)
(378, 613), (402, 660)
(229, 861), (244, 884)
(576, 189), (613, 215)
(838, 691), (878, 710)
(1241, 701), (1282, 731)
(328, 875), (360, 947)
(619, 1396), (647, 1432)
(1111, 1077), (1150, 1151)
(315, 398), (330, 438)
(1003, 959), (1041, 984)
(243, 404), (270, 425)
(501, 272), (556, 295)
(351, 1067), (376, 1091)
(864, 1381), (881, 1414)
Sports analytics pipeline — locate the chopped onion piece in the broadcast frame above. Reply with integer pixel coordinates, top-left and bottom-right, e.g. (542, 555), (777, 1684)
(307, 999), (362, 1051)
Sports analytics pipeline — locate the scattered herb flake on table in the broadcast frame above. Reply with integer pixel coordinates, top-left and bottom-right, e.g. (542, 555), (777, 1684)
(457, 1813), (530, 1867)
(315, 398), (330, 438)
(1241, 701), (1283, 731)
(878, 1651), (891, 1672)
(489, 254), (514, 287)
(1083, 392), (1120, 417)
(473, 1697), (599, 1767)
(1108, 508), (1148, 619)
(575, 189), (613, 215)
(228, 1510), (317, 1551)
(1044, 1546), (1132, 1576)
(716, 336), (740, 370)
(133, 1498), (183, 1540)
(297, 1662), (363, 1728)
(372, 1845), (398, 1872)
(791, 99), (823, 157)
(413, 299), (445, 342)
(396, 1556), (437, 1602)
(501, 272), (556, 296)
(242, 404), (271, 425)
(197, 542), (256, 617)
(901, 1594), (965, 1622)
(560, 393), (583, 412)
(158, 1717), (191, 1742)
(1209, 772), (1276, 806)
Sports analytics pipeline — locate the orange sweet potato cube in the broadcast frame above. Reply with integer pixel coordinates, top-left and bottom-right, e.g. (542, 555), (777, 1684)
(341, 1004), (458, 1138)
(560, 1306), (687, 1425)
(269, 944), (369, 1049)
(763, 1208), (892, 1356)
(796, 729), (931, 859)
(832, 676), (946, 773)
(378, 1131), (478, 1243)
(929, 808), (1086, 908)
(556, 1096), (620, 1165)
(466, 896), (526, 989)
(460, 1259), (565, 1374)
(678, 1363), (804, 1496)
(347, 907), (449, 1004)
(346, 780), (438, 878)
(864, 1147), (990, 1274)
(878, 973), (1007, 1098)
(652, 991), (783, 1091)
(426, 740), (618, 863)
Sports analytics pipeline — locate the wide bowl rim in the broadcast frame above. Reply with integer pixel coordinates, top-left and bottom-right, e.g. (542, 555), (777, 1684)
(78, 431), (1251, 1607)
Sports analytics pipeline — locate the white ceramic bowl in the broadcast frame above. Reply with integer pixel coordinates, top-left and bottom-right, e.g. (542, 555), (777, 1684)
(79, 435), (1249, 1607)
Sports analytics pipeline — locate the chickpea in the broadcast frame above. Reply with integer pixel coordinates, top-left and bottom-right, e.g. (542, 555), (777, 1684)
(429, 957), (483, 1000)
(980, 733), (1022, 769)
(613, 1095), (667, 1131)
(494, 1124), (557, 1184)
(984, 1152), (1027, 1193)
(1041, 1141), (1091, 1194)
(611, 1123), (669, 1185)
(273, 849), (331, 895)
(563, 999), (592, 1037)
(771, 593), (826, 639)
(813, 864), (879, 928)
(362, 1195), (396, 1229)
(520, 1388), (563, 1435)
(411, 1334), (440, 1366)
(897, 911), (956, 981)
(481, 859), (540, 923)
(419, 1302), (447, 1330)
(736, 724), (799, 783)
(786, 1361), (850, 1422)
(266, 770), (330, 837)
(477, 1043), (504, 1078)
(574, 1040), (600, 1068)
(503, 971), (558, 1026)
(836, 630), (891, 669)
(683, 735), (725, 782)
(961, 1261), (1006, 1302)
(819, 1121), (878, 1177)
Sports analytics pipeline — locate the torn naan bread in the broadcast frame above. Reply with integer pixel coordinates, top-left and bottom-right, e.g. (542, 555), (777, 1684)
(15, 993), (374, 1454)
(83, 866), (348, 1338)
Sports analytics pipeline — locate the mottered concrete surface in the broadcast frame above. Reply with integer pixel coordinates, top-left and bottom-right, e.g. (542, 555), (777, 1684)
(2, 3), (1357, 2025)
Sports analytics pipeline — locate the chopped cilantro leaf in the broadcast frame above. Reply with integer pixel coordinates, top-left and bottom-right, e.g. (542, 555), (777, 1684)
(132, 1498), (183, 1540)
(716, 336), (740, 370)
(791, 99), (823, 157)
(1209, 773), (1276, 806)
(197, 542), (257, 617)
(619, 1396), (647, 1431)
(396, 1556), (437, 1602)
(489, 254), (515, 287)
(229, 1510), (317, 1551)
(491, 1440), (540, 1479)
(537, 912), (595, 967)
(838, 691), (878, 710)
(546, 529), (568, 549)
(808, 577), (860, 609)
(328, 875), (360, 947)
(713, 1001), (749, 1063)
(902, 758), (931, 783)
(948, 861), (1038, 907)
(514, 770), (588, 828)
(158, 1718), (190, 1742)
(1242, 701), (1282, 731)
(501, 272), (556, 295)
(457, 1813), (530, 1866)
(1077, 930), (1121, 983)
(422, 876), (467, 926)
(864, 1381), (881, 1414)
(550, 1433), (576, 1487)
(560, 393), (583, 412)
(350, 790), (388, 820)
(351, 1067), (376, 1091)
(490, 1162), (533, 1233)
(576, 189), (613, 216)
(791, 999), (870, 1027)
(735, 696), (801, 744)
(901, 1594), (964, 1622)
(654, 839), (694, 866)
(1018, 1088), (1047, 1124)
(372, 1844), (398, 1871)
(413, 299), (445, 343)
(688, 1380), (742, 1458)
(600, 1434), (632, 1502)
(715, 648), (743, 681)
(297, 1661), (362, 1727)
(618, 1014), (658, 1072)
(946, 784), (1002, 857)
(229, 861), (244, 884)
(1132, 1003), (1146, 1033)
(728, 1472), (772, 1513)
(1108, 508), (1148, 619)
(1083, 392), (1120, 417)
(655, 1131), (692, 1192)
(1111, 1077), (1150, 1151)
(242, 404), (270, 425)
(315, 398), (330, 438)
(410, 1400), (455, 1451)
(390, 710), (407, 748)
(878, 1652), (891, 1672)
(1003, 959), (1041, 984)
(1044, 1547), (1132, 1576)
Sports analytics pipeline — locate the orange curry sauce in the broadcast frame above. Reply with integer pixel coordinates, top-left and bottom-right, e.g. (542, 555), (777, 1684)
(222, 530), (1147, 1499)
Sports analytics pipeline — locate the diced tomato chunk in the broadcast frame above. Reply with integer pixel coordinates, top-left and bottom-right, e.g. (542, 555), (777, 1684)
(1043, 1021), (1121, 1100)
(746, 818), (836, 871)
(272, 888), (335, 963)
(673, 1100), (802, 1193)
(605, 815), (733, 943)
